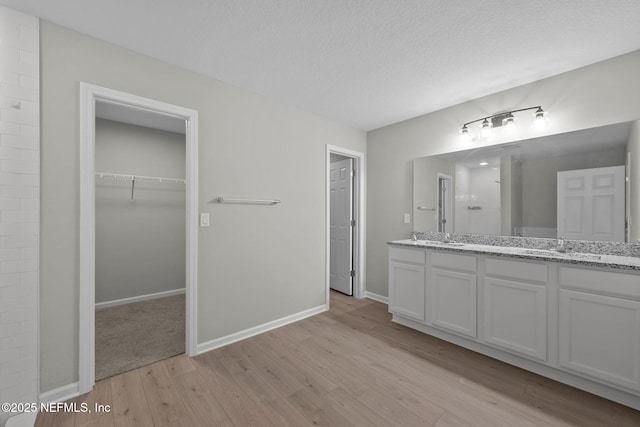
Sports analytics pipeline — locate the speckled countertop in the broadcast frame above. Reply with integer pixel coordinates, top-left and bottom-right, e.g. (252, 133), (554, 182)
(388, 239), (640, 272)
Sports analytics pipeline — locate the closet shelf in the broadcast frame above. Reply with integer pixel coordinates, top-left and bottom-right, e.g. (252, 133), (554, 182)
(95, 172), (186, 185)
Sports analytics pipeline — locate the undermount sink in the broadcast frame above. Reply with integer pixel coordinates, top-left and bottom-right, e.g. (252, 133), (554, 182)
(521, 249), (602, 261)
(423, 241), (466, 247)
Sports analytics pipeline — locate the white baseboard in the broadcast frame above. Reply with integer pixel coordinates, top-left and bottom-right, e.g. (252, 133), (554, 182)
(5, 411), (37, 427)
(39, 382), (80, 404)
(197, 304), (327, 355)
(364, 291), (388, 305)
(95, 288), (185, 310)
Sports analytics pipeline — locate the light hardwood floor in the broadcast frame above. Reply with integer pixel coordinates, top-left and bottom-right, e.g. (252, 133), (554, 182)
(36, 291), (640, 426)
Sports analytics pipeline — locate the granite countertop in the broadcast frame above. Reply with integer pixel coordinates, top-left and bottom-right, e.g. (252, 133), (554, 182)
(388, 239), (640, 272)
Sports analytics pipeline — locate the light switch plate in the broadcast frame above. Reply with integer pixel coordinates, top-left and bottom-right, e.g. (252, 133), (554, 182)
(200, 212), (210, 227)
(403, 213), (410, 224)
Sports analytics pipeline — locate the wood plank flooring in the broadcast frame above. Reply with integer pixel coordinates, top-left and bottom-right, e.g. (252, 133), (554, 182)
(36, 291), (640, 426)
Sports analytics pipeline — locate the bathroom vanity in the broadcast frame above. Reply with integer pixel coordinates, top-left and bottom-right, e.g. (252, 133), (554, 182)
(388, 237), (640, 410)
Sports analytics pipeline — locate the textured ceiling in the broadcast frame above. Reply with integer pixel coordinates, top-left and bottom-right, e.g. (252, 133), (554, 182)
(4, 0), (640, 130)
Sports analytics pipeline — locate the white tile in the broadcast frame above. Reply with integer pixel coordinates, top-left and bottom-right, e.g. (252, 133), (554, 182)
(18, 75), (37, 91)
(19, 247), (36, 261)
(18, 321), (36, 334)
(18, 149), (38, 163)
(1, 159), (39, 174)
(1, 134), (39, 150)
(0, 259), (36, 274)
(0, 322), (19, 338)
(0, 210), (38, 224)
(19, 272), (37, 287)
(1, 235), (37, 249)
(0, 109), (38, 127)
(19, 50), (38, 66)
(0, 186), (38, 199)
(0, 173), (20, 186)
(0, 297), (19, 312)
(16, 100), (37, 116)
(0, 333), (34, 350)
(0, 46), (20, 67)
(0, 121), (20, 135)
(18, 223), (38, 236)
(0, 223), (20, 236)
(18, 125), (38, 142)
(19, 175), (38, 187)
(0, 273), (19, 287)
(19, 27), (38, 49)
(0, 147), (20, 160)
(0, 372), (20, 389)
(0, 248), (20, 260)
(0, 348), (19, 364)
(0, 70), (20, 85)
(0, 284), (20, 300)
(18, 198), (37, 211)
(0, 197), (20, 210)
(0, 20), (20, 47)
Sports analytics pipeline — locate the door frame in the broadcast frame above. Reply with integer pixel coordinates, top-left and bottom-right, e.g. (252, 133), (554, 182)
(436, 173), (453, 233)
(79, 83), (199, 394)
(326, 145), (365, 306)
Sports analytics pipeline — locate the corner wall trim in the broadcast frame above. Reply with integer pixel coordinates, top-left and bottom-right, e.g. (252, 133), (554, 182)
(39, 382), (80, 404)
(197, 305), (327, 355)
(364, 291), (388, 305)
(95, 288), (186, 310)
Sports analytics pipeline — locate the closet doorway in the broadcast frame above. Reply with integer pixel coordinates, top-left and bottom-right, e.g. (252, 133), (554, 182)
(79, 84), (198, 394)
(325, 145), (365, 306)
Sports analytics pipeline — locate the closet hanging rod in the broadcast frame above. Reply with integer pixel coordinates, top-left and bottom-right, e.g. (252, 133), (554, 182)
(215, 196), (281, 205)
(95, 172), (186, 185)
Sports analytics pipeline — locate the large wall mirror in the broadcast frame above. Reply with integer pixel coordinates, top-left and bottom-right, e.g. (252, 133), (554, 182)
(413, 120), (640, 242)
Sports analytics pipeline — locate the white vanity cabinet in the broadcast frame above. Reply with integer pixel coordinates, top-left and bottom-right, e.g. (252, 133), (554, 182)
(388, 247), (426, 322)
(483, 258), (548, 361)
(429, 252), (477, 338)
(387, 242), (640, 409)
(558, 267), (640, 392)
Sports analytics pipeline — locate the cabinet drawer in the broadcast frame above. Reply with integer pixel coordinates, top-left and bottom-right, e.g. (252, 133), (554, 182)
(389, 247), (426, 265)
(486, 258), (547, 284)
(559, 267), (640, 299)
(431, 251), (476, 273)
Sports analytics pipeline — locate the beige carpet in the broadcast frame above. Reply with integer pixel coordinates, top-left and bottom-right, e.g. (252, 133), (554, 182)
(95, 294), (185, 381)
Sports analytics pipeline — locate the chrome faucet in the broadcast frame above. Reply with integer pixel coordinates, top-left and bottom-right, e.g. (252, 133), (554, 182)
(556, 237), (566, 253)
(410, 232), (418, 241)
(443, 232), (452, 243)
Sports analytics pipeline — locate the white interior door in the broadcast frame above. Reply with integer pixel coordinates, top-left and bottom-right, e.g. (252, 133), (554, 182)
(557, 166), (625, 242)
(330, 159), (353, 295)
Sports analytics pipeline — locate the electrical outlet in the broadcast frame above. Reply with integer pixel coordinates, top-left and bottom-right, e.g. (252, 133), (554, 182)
(403, 213), (410, 224)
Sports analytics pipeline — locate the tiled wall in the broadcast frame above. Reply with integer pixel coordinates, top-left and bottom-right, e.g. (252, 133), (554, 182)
(0, 6), (39, 425)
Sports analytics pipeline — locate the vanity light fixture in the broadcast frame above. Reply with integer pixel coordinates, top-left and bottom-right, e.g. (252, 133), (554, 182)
(460, 106), (546, 141)
(479, 161), (489, 166)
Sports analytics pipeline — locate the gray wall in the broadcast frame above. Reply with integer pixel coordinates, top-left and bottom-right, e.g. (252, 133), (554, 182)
(367, 49), (640, 298)
(413, 156), (455, 232)
(520, 148), (625, 229)
(40, 22), (366, 392)
(95, 119), (186, 304)
(628, 120), (640, 242)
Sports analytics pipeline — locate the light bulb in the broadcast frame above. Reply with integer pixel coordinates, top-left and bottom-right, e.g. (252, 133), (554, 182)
(480, 119), (492, 138)
(502, 113), (516, 133)
(534, 107), (546, 130)
(460, 125), (470, 142)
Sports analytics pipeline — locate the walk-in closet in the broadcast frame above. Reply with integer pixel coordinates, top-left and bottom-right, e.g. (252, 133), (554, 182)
(94, 105), (186, 380)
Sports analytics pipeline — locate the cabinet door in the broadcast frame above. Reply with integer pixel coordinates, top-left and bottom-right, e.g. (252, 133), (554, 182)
(484, 278), (546, 361)
(429, 268), (477, 338)
(389, 261), (425, 322)
(559, 289), (640, 391)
